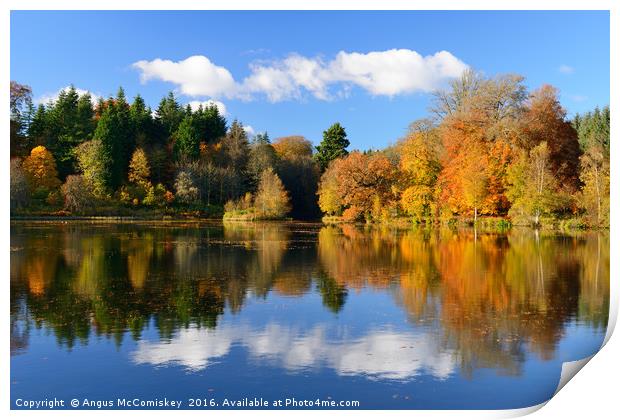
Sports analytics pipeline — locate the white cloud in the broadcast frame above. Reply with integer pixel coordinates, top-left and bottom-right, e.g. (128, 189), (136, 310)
(132, 49), (468, 103)
(242, 54), (332, 101)
(132, 55), (237, 97)
(243, 125), (255, 137)
(559, 64), (575, 74)
(35, 86), (101, 105)
(328, 49), (467, 96)
(187, 99), (227, 116)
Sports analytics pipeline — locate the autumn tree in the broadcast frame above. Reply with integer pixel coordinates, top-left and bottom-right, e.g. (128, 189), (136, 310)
(506, 142), (557, 225)
(314, 122), (349, 172)
(317, 151), (396, 222)
(434, 70), (527, 218)
(75, 139), (111, 197)
(431, 69), (526, 125)
(580, 144), (610, 227)
(273, 136), (320, 219)
(521, 85), (581, 191)
(461, 143), (489, 223)
(254, 168), (291, 219)
(10, 158), (30, 209)
(61, 175), (93, 213)
(317, 164), (342, 216)
(128, 148), (151, 189)
(174, 170), (199, 204)
(273, 135), (313, 160)
(22, 146), (61, 192)
(398, 128), (442, 221)
(437, 117), (484, 217)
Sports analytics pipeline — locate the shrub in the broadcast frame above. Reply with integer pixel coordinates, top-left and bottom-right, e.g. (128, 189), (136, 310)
(143, 183), (170, 207)
(61, 175), (92, 213)
(174, 171), (199, 204)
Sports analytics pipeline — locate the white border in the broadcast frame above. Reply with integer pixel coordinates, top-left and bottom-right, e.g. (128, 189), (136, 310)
(3, 2), (617, 420)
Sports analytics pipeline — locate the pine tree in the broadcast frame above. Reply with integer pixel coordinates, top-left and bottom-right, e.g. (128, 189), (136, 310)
(203, 103), (227, 143)
(92, 90), (132, 190)
(130, 94), (155, 148)
(247, 133), (277, 191)
(220, 120), (250, 198)
(314, 122), (349, 172)
(174, 115), (199, 160)
(156, 92), (183, 137)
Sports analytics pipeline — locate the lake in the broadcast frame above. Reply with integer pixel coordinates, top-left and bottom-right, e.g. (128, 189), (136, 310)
(10, 221), (609, 409)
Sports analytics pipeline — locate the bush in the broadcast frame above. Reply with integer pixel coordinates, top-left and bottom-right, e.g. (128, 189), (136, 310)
(143, 183), (171, 207)
(496, 219), (512, 230)
(61, 175), (93, 213)
(46, 190), (61, 207)
(174, 171), (199, 205)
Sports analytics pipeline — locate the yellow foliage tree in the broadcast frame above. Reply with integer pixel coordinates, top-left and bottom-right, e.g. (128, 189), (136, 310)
(128, 147), (151, 189)
(254, 168), (291, 219)
(317, 164), (342, 216)
(398, 131), (441, 221)
(401, 185), (435, 221)
(22, 146), (61, 191)
(580, 145), (610, 227)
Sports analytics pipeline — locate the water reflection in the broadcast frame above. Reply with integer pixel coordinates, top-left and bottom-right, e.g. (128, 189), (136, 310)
(132, 324), (456, 380)
(10, 222), (609, 382)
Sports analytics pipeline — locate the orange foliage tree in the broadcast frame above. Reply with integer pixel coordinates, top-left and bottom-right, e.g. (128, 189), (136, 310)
(520, 85), (581, 192)
(22, 146), (61, 192)
(318, 151), (397, 222)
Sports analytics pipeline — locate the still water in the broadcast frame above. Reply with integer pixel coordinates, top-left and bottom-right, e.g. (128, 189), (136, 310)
(10, 222), (609, 409)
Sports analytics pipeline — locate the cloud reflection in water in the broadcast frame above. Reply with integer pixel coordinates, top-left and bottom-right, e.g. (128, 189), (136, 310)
(131, 324), (456, 380)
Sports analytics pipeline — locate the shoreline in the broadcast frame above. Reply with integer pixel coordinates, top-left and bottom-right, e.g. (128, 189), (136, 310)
(9, 215), (609, 231)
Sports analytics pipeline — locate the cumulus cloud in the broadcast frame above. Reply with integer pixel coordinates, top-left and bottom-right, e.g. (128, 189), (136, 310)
(328, 49), (467, 96)
(242, 54), (332, 101)
(187, 99), (227, 116)
(132, 49), (468, 103)
(35, 86), (101, 105)
(132, 55), (237, 97)
(559, 64), (574, 74)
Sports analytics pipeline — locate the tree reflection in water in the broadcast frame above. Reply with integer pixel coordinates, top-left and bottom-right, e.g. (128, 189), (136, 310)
(10, 222), (609, 379)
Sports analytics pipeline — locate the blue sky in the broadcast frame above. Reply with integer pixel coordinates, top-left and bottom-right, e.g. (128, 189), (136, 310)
(10, 10), (609, 150)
